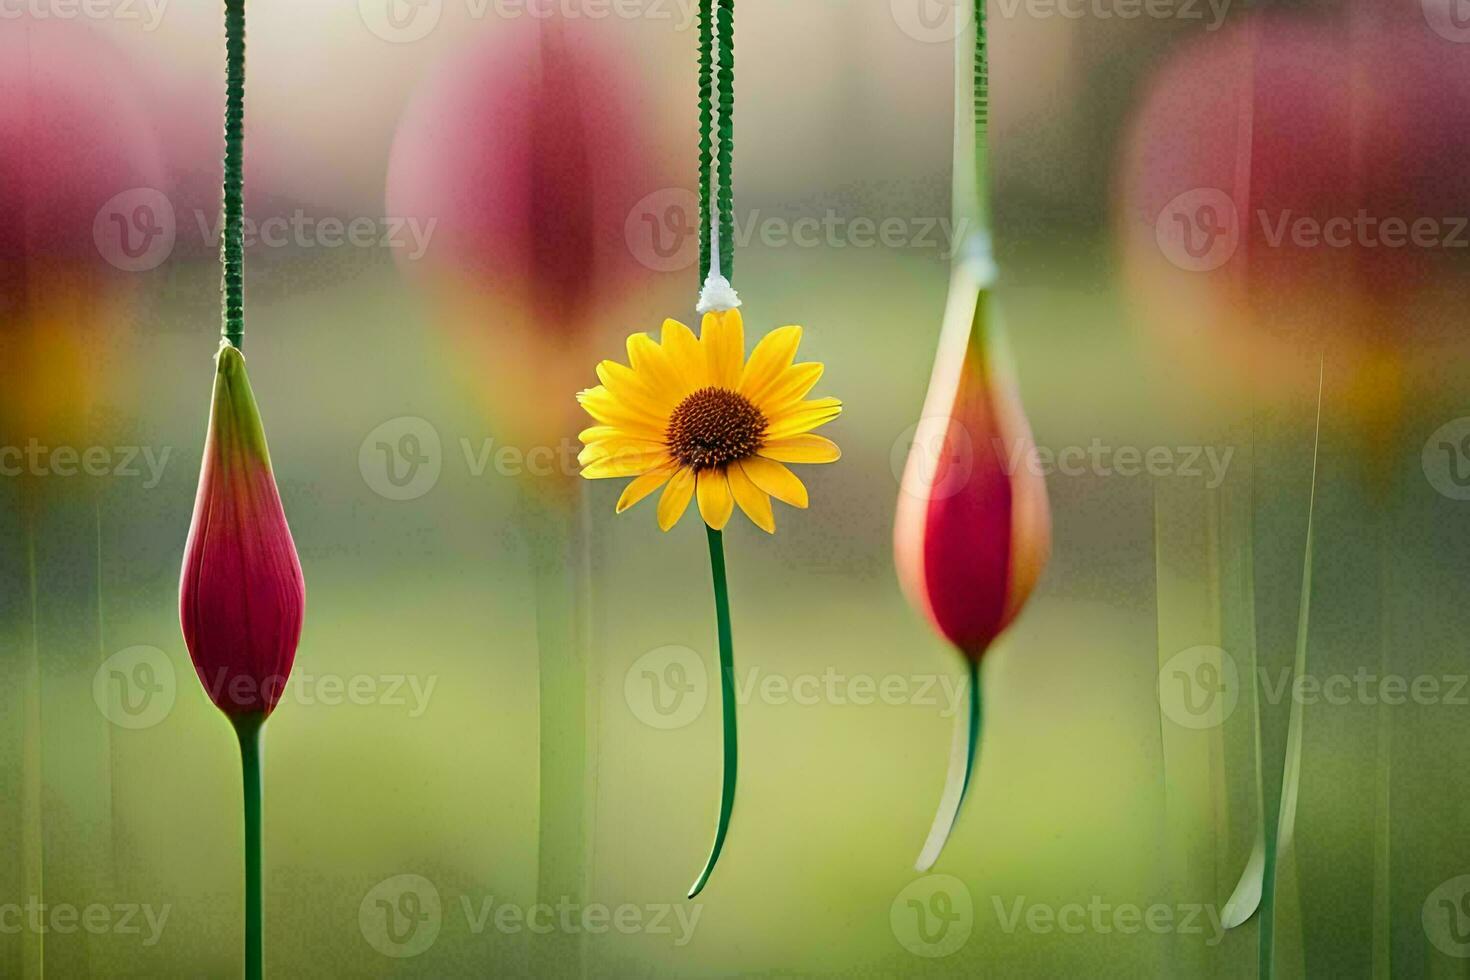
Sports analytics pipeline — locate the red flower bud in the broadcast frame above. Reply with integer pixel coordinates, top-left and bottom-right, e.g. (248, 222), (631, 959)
(894, 257), (1051, 661)
(179, 344), (305, 717)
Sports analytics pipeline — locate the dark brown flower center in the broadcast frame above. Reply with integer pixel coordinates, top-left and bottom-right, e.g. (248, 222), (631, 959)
(667, 386), (766, 470)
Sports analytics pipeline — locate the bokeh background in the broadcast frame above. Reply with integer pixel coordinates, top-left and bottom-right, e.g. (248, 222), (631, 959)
(4, 0), (1470, 976)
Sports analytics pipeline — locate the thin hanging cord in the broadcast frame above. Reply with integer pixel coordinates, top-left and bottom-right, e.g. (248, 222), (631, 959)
(697, 0), (739, 312)
(697, 0), (714, 284)
(716, 0), (734, 275)
(222, 0), (246, 349)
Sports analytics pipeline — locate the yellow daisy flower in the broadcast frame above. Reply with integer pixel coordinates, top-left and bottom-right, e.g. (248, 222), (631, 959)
(576, 309), (842, 532)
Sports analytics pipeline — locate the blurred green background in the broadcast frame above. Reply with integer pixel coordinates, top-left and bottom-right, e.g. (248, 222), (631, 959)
(5, 0), (1470, 977)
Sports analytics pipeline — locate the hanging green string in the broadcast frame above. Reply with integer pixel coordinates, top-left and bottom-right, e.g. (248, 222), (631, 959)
(974, 0), (987, 136)
(715, 0), (734, 278)
(697, 1), (714, 282)
(968, 0), (990, 237)
(697, 0), (735, 284)
(222, 0), (246, 350)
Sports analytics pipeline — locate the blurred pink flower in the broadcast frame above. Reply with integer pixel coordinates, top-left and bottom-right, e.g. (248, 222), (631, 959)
(385, 16), (678, 450)
(1118, 11), (1470, 391)
(0, 20), (164, 445)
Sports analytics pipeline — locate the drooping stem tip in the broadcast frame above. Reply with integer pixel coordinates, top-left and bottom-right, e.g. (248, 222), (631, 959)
(915, 659), (982, 871)
(689, 526), (738, 899)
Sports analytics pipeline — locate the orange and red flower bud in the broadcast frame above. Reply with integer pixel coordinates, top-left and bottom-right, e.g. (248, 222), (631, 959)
(894, 257), (1050, 661)
(179, 344), (305, 717)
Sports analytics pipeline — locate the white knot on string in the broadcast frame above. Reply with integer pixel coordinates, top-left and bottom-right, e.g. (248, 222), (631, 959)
(697, 270), (742, 313)
(961, 230), (998, 288)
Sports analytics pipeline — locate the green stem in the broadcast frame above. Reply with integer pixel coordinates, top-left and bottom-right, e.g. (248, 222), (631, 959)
(960, 659), (981, 800)
(222, 0), (246, 349)
(914, 660), (983, 871)
(688, 526), (737, 899)
(232, 712), (265, 980)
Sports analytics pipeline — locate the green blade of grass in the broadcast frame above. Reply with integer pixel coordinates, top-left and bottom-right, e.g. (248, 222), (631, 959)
(1260, 356), (1324, 979)
(1223, 430), (1265, 930)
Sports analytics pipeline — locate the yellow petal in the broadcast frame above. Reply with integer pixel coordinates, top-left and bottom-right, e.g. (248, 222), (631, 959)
(616, 462), (678, 513)
(764, 397), (843, 440)
(576, 386), (665, 435)
(728, 461), (775, 533)
(628, 332), (683, 400)
(660, 319), (707, 395)
(738, 325), (802, 402)
(581, 450), (670, 479)
(740, 456), (809, 508)
(657, 466), (697, 530)
(696, 468), (735, 530)
(577, 425), (622, 444)
(756, 362), (824, 413)
(701, 309), (745, 390)
(577, 437), (667, 467)
(597, 360), (675, 418)
(758, 434), (841, 464)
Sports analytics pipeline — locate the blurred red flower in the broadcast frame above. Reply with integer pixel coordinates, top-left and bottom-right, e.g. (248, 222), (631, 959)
(0, 21), (165, 448)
